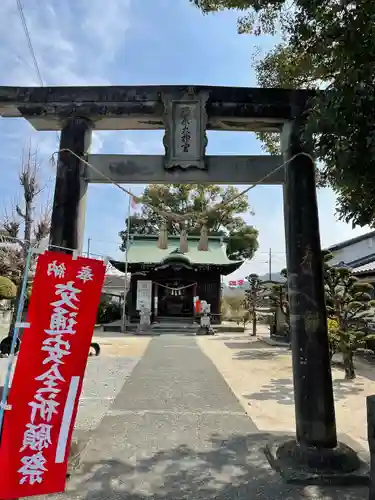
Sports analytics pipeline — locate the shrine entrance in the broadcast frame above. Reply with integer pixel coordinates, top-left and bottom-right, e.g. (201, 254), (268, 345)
(0, 84), (350, 476)
(110, 234), (241, 325)
(157, 281), (194, 318)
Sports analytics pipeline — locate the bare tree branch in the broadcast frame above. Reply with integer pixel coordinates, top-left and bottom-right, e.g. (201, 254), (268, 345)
(15, 204), (25, 219)
(33, 197), (51, 244)
(1, 207), (21, 240)
(0, 142), (51, 272)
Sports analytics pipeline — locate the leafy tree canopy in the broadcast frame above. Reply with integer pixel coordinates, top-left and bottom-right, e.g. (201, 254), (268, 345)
(119, 184), (258, 260)
(189, 0), (375, 228)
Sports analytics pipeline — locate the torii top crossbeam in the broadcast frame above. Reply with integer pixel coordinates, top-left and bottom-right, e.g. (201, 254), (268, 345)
(0, 85), (315, 132)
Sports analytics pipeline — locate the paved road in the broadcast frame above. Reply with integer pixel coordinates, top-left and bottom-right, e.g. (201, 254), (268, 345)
(52, 334), (367, 500)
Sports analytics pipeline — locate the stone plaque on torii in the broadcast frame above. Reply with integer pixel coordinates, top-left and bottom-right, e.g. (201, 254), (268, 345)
(0, 84), (359, 481)
(162, 88), (208, 171)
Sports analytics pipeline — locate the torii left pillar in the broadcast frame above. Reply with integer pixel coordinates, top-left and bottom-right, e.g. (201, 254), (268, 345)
(49, 118), (92, 254)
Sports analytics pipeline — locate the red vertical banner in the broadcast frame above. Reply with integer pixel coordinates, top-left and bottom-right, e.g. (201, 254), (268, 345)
(0, 251), (106, 499)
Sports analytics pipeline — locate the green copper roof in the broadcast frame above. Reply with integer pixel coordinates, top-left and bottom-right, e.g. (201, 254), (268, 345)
(110, 235), (244, 275)
(128, 235), (240, 264)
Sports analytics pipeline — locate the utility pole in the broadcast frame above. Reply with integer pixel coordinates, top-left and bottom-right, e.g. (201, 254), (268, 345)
(268, 248), (272, 281)
(87, 237), (91, 258)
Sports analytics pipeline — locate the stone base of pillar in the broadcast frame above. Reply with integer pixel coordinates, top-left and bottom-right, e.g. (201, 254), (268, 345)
(135, 324), (156, 336)
(265, 437), (369, 486)
(196, 326), (215, 336)
(66, 433), (88, 480)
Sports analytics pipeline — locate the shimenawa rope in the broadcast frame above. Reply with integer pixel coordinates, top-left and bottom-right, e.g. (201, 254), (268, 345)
(50, 150), (314, 224)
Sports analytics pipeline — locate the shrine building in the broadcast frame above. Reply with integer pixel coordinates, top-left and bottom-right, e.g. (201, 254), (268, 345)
(110, 234), (244, 324)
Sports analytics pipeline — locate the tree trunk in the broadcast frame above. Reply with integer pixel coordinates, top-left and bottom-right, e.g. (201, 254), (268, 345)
(7, 202), (32, 340)
(329, 344), (335, 363)
(270, 314), (276, 336)
(6, 269), (25, 340)
(251, 310), (256, 336)
(24, 199), (32, 254)
(343, 350), (356, 380)
(7, 241), (30, 342)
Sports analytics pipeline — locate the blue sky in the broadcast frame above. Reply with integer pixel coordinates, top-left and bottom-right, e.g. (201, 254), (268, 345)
(0, 0), (371, 280)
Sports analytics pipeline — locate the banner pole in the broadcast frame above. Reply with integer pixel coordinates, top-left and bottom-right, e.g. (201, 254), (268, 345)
(0, 246), (33, 438)
(121, 195), (132, 333)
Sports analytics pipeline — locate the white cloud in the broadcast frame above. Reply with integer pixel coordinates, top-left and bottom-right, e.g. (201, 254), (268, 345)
(0, 0), (132, 86)
(124, 138), (142, 154)
(0, 0), (133, 170)
(90, 133), (103, 154)
(81, 0), (131, 61)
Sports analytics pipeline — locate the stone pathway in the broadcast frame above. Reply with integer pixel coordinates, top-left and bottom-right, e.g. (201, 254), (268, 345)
(47, 334), (368, 499)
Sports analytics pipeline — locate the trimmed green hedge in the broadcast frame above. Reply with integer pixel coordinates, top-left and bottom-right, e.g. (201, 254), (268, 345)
(97, 300), (122, 324)
(0, 276), (17, 300)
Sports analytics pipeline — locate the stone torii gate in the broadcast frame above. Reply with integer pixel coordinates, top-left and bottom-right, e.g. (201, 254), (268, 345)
(0, 85), (359, 479)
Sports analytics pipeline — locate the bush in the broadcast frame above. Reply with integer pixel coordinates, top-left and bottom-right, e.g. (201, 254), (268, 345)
(327, 317), (340, 360)
(97, 300), (122, 324)
(0, 276), (17, 300)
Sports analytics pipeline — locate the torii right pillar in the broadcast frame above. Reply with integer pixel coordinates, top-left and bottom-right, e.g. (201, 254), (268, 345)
(273, 115), (364, 483)
(283, 117), (336, 449)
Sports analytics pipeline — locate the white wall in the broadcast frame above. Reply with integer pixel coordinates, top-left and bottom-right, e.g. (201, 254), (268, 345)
(329, 236), (375, 266)
(103, 286), (123, 295)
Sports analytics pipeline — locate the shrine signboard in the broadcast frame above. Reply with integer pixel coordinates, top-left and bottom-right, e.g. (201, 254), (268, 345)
(0, 251), (105, 498)
(136, 280), (152, 311)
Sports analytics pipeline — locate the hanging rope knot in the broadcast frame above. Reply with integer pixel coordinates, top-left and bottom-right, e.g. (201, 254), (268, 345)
(158, 220), (168, 250)
(50, 149), (315, 226)
(179, 222), (188, 254)
(198, 221), (209, 251)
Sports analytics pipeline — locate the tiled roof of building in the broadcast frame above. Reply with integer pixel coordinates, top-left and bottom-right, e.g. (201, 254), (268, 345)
(353, 261), (375, 274)
(110, 235), (244, 276)
(126, 235), (238, 265)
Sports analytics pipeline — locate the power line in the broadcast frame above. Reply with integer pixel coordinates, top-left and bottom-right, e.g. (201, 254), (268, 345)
(15, 2), (63, 145)
(16, 0), (44, 86)
(268, 247), (272, 280)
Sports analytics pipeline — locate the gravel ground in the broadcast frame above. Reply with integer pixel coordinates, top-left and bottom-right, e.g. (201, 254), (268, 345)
(0, 352), (141, 433)
(76, 355), (140, 432)
(0, 357), (16, 386)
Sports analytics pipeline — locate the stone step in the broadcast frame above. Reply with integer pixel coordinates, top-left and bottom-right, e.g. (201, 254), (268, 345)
(103, 324), (197, 334)
(101, 321), (245, 334)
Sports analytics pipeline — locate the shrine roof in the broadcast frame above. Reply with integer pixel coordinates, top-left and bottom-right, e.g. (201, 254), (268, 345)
(110, 235), (244, 275)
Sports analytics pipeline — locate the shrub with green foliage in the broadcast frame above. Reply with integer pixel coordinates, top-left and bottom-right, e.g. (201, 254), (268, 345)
(269, 269), (289, 339)
(244, 273), (267, 336)
(96, 298), (122, 324)
(324, 253), (375, 379)
(0, 276), (17, 300)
